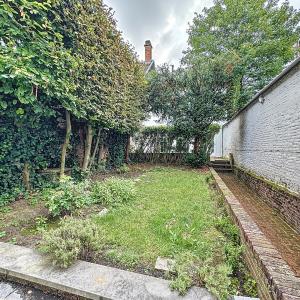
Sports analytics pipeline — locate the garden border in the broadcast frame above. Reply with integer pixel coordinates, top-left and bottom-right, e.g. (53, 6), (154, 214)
(210, 168), (300, 300)
(0, 242), (214, 300)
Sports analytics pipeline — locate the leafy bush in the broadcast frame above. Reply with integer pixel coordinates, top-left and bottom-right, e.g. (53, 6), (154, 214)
(91, 178), (136, 207)
(39, 217), (103, 268)
(199, 261), (232, 300)
(116, 164), (130, 174)
(184, 149), (207, 168)
(45, 179), (92, 217)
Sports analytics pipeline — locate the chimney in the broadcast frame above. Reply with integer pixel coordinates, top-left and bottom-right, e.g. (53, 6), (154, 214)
(144, 40), (152, 64)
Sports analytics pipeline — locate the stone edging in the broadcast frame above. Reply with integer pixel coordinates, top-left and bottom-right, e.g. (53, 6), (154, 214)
(0, 242), (215, 300)
(210, 168), (300, 300)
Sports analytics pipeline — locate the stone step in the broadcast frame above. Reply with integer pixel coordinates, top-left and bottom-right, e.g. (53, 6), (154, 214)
(0, 242), (215, 300)
(210, 160), (230, 165)
(210, 164), (232, 168)
(213, 168), (233, 172)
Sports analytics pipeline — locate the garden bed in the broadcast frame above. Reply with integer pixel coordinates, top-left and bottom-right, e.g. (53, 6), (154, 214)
(0, 165), (257, 299)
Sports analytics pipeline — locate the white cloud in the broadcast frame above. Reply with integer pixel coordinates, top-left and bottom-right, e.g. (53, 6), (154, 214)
(104, 0), (300, 67)
(104, 0), (214, 66)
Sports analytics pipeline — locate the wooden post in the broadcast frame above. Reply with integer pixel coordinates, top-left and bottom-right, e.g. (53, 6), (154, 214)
(82, 124), (93, 171)
(60, 110), (71, 179)
(89, 128), (101, 169)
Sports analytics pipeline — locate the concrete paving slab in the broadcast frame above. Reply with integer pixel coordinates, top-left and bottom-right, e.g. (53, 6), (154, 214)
(155, 257), (175, 272)
(0, 280), (60, 300)
(0, 281), (16, 297)
(98, 208), (109, 217)
(0, 242), (216, 300)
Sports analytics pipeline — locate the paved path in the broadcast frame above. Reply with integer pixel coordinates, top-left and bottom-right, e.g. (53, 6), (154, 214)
(0, 281), (60, 300)
(219, 173), (300, 277)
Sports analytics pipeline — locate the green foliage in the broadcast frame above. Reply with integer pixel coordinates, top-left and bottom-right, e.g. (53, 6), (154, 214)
(0, 0), (146, 195)
(187, 0), (300, 113)
(35, 216), (48, 232)
(91, 178), (136, 207)
(147, 64), (226, 152)
(184, 149), (207, 168)
(45, 179), (92, 217)
(52, 0), (146, 131)
(133, 125), (190, 154)
(199, 261), (232, 300)
(40, 217), (103, 268)
(92, 168), (257, 298)
(116, 164), (130, 174)
(107, 131), (127, 168)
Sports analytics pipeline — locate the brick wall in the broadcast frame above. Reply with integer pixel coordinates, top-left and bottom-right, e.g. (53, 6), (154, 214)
(220, 63), (300, 194)
(235, 167), (300, 234)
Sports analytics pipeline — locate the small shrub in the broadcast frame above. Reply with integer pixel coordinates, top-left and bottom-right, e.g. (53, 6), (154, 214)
(199, 260), (232, 300)
(170, 252), (198, 295)
(91, 178), (136, 207)
(39, 217), (102, 268)
(116, 164), (130, 174)
(184, 149), (207, 168)
(35, 216), (48, 232)
(45, 179), (92, 217)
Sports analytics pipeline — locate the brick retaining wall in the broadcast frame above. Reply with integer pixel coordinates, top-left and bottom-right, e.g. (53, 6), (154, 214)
(210, 168), (300, 300)
(234, 166), (300, 234)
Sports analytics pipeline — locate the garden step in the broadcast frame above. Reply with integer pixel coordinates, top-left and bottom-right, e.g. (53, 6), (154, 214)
(210, 160), (231, 165)
(210, 164), (231, 168)
(213, 168), (233, 172)
(0, 242), (216, 300)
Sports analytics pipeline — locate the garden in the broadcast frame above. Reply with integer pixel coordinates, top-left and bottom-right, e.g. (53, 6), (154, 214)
(1, 0), (299, 299)
(0, 165), (257, 299)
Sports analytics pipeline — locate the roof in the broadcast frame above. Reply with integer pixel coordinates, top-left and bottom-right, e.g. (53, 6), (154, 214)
(224, 56), (300, 127)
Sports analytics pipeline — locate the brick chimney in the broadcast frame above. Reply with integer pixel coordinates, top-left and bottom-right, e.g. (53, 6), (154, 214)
(144, 40), (152, 64)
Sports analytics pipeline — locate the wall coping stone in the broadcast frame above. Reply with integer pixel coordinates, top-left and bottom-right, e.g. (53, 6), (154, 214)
(0, 242), (215, 300)
(210, 168), (300, 300)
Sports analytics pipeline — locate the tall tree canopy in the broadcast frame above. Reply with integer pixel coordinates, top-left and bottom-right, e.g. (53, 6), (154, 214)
(187, 0), (300, 114)
(0, 0), (146, 193)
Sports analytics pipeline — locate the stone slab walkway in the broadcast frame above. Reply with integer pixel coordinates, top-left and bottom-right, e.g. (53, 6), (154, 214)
(219, 173), (300, 277)
(210, 168), (300, 300)
(0, 281), (60, 300)
(0, 242), (215, 300)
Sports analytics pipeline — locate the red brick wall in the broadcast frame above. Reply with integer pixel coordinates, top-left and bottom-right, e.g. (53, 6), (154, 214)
(234, 167), (300, 234)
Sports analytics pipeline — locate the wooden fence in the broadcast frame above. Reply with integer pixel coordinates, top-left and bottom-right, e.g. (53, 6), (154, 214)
(129, 152), (186, 164)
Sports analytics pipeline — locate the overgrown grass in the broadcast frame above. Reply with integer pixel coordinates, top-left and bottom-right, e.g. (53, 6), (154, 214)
(90, 167), (257, 298)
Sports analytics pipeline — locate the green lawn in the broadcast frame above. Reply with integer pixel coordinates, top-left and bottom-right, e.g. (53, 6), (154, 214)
(91, 167), (256, 298)
(95, 167), (220, 264)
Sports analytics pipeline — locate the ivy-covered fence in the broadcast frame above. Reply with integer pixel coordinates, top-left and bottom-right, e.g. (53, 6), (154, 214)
(130, 126), (192, 164)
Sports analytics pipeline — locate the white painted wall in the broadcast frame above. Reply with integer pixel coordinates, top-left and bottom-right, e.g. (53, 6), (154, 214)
(216, 63), (300, 194)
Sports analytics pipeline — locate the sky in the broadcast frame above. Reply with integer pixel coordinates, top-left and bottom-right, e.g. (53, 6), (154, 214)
(104, 0), (300, 67)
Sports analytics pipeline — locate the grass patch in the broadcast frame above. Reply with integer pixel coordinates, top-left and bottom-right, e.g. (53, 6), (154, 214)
(90, 167), (257, 298)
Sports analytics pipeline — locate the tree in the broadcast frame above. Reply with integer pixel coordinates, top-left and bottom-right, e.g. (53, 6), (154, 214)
(147, 60), (230, 154)
(187, 0), (300, 114)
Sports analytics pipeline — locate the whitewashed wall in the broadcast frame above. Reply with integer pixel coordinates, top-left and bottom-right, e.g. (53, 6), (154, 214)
(217, 62), (300, 194)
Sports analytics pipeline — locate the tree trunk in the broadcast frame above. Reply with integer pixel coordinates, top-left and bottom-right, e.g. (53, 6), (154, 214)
(82, 124), (93, 171)
(60, 110), (71, 179)
(125, 134), (131, 163)
(23, 162), (30, 191)
(89, 128), (101, 169)
(193, 136), (201, 154)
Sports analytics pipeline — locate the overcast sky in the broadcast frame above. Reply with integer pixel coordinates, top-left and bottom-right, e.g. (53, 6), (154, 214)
(104, 0), (300, 67)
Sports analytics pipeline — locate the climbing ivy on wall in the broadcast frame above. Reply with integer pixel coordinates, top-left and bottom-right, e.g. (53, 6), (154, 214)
(0, 0), (146, 197)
